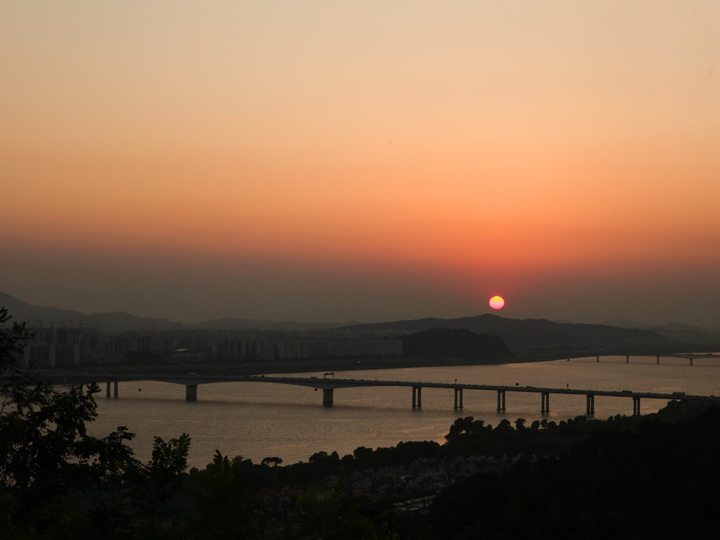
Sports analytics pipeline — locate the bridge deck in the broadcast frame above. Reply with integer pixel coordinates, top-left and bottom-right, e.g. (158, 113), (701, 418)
(41, 372), (719, 404)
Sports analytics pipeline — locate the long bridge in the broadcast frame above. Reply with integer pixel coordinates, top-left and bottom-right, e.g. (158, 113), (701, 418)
(46, 371), (720, 417)
(569, 352), (720, 365)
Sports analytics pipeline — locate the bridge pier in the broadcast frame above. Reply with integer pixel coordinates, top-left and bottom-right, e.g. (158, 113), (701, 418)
(626, 355), (630, 363)
(541, 392), (550, 414)
(106, 380), (118, 398)
(586, 394), (595, 416)
(496, 390), (506, 412)
(689, 357), (694, 366)
(632, 396), (641, 416)
(597, 355), (600, 362)
(412, 386), (422, 409)
(185, 384), (198, 402)
(322, 388), (334, 406)
(454, 388), (463, 410)
(657, 355), (660, 364)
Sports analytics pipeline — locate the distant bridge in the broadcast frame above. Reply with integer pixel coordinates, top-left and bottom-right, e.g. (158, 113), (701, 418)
(568, 352), (720, 365)
(45, 371), (720, 417)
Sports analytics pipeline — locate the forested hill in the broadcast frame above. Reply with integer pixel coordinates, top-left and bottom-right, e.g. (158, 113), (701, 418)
(401, 328), (510, 358)
(342, 314), (668, 350)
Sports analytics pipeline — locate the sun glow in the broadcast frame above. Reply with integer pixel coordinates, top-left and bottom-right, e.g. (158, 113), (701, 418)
(489, 296), (505, 310)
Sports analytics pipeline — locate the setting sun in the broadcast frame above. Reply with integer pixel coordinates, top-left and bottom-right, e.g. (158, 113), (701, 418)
(2, 1), (719, 327)
(489, 296), (505, 310)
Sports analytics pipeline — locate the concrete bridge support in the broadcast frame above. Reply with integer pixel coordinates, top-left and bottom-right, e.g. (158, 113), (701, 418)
(597, 355), (600, 362)
(106, 380), (118, 398)
(322, 388), (334, 406)
(586, 394), (595, 416)
(454, 388), (464, 410)
(633, 396), (641, 416)
(541, 392), (550, 414)
(412, 386), (422, 409)
(657, 355), (661, 364)
(626, 355), (630, 363)
(496, 390), (506, 412)
(186, 384), (198, 402)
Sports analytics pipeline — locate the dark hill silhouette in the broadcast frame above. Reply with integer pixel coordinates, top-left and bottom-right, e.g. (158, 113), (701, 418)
(0, 292), (180, 332)
(4, 291), (714, 349)
(401, 328), (510, 358)
(604, 317), (720, 344)
(343, 314), (668, 350)
(0, 292), (337, 332)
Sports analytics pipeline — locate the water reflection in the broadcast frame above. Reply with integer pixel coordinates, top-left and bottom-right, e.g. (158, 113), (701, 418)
(91, 357), (720, 468)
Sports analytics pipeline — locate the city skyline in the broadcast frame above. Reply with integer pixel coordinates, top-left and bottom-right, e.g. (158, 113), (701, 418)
(2, 2), (719, 329)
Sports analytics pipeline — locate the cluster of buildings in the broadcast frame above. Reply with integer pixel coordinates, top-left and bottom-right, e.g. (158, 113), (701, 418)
(333, 454), (511, 504)
(217, 335), (401, 362)
(20, 326), (403, 368)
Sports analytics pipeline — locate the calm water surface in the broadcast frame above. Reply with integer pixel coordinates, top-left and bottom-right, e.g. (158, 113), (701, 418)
(89, 356), (720, 469)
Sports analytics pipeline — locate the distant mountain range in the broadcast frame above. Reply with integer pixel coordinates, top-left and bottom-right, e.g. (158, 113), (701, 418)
(2, 292), (719, 348)
(340, 315), (675, 350)
(340, 317), (720, 349)
(0, 292), (181, 332)
(0, 292), (342, 332)
(602, 318), (720, 346)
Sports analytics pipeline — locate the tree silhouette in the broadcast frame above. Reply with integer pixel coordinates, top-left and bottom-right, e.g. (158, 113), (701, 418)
(0, 307), (136, 532)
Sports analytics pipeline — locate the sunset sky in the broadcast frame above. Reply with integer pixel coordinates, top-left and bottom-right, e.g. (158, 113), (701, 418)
(2, 1), (719, 328)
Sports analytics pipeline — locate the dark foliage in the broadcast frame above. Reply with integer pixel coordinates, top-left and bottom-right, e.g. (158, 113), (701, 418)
(0, 308), (137, 532)
(428, 402), (720, 539)
(401, 328), (510, 358)
(0, 308), (191, 538)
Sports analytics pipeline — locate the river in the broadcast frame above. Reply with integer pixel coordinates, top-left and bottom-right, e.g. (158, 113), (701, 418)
(89, 355), (720, 469)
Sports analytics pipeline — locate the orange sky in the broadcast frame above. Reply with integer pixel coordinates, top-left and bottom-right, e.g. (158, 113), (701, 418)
(2, 1), (719, 327)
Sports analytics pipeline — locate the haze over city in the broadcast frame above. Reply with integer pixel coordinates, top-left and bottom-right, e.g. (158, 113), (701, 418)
(2, 1), (719, 328)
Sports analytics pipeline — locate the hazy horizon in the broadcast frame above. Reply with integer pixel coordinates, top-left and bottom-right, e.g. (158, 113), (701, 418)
(3, 2), (719, 329)
(2, 290), (716, 332)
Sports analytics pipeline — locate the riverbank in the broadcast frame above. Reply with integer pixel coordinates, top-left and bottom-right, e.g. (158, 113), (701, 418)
(59, 352), (567, 378)
(49, 347), (687, 378)
(245, 354), (523, 375)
